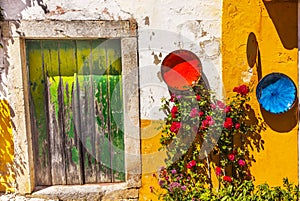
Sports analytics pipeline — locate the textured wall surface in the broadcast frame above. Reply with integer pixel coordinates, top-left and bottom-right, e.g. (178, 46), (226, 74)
(0, 0), (222, 198)
(1, 0), (298, 200)
(1, 0), (222, 120)
(222, 0), (298, 186)
(0, 100), (14, 192)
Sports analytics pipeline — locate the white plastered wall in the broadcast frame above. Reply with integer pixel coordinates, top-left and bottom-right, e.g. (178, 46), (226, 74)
(0, 0), (222, 120)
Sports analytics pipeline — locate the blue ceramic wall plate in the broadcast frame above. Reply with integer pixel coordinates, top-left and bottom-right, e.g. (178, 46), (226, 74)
(256, 73), (296, 114)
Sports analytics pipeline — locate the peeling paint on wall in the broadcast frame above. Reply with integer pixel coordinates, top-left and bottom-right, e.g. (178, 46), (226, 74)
(0, 0), (222, 198)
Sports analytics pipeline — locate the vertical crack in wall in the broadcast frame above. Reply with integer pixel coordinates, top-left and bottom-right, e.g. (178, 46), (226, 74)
(35, 0), (49, 14)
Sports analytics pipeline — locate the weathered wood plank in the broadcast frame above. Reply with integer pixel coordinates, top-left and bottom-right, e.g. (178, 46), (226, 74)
(62, 77), (83, 184)
(27, 40), (51, 185)
(94, 75), (111, 182)
(106, 39), (122, 75)
(73, 76), (85, 184)
(76, 41), (97, 183)
(48, 76), (67, 185)
(59, 41), (77, 76)
(91, 39), (106, 75)
(109, 75), (125, 182)
(81, 80), (98, 184)
(43, 41), (67, 185)
(91, 40), (112, 183)
(43, 40), (59, 77)
(106, 40), (124, 182)
(58, 40), (83, 184)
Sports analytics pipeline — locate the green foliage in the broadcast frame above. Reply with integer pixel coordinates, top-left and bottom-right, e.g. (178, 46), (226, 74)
(152, 83), (298, 200)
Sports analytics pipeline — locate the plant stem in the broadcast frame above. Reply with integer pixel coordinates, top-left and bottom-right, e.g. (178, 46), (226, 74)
(205, 150), (213, 190)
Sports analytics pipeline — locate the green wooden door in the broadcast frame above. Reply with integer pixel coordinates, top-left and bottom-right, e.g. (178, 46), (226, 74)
(26, 39), (125, 185)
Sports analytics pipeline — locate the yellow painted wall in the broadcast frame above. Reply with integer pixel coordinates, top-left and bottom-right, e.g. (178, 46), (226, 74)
(139, 119), (166, 201)
(140, 1), (299, 200)
(0, 100), (14, 192)
(222, 0), (298, 186)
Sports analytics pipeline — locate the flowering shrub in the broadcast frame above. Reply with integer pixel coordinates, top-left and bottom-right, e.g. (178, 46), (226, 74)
(152, 83), (299, 200)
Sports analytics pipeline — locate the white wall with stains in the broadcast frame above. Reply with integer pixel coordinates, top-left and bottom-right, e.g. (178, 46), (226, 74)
(0, 0), (222, 120)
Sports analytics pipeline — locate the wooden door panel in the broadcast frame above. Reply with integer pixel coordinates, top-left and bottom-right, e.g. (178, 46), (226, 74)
(27, 39), (124, 185)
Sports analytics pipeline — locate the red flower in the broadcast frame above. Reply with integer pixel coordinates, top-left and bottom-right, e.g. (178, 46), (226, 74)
(198, 111), (204, 116)
(170, 121), (181, 133)
(201, 120), (209, 130)
(223, 118), (233, 129)
(206, 116), (214, 125)
(196, 94), (201, 101)
(210, 103), (217, 110)
(235, 123), (241, 130)
(186, 160), (196, 169)
(223, 175), (233, 182)
(190, 108), (198, 118)
(170, 94), (176, 102)
(225, 106), (231, 113)
(216, 100), (225, 109)
(206, 115), (212, 121)
(215, 166), (222, 176)
(228, 153), (235, 161)
(238, 159), (246, 167)
(201, 116), (215, 130)
(233, 84), (249, 96)
(171, 106), (178, 118)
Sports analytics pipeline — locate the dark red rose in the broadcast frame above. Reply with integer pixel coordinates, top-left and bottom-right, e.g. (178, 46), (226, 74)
(223, 175), (233, 182)
(170, 121), (182, 133)
(235, 123), (241, 130)
(233, 84), (249, 96)
(225, 106), (231, 113)
(198, 111), (204, 116)
(186, 160), (196, 169)
(215, 166), (222, 176)
(223, 117), (233, 129)
(171, 106), (178, 118)
(228, 153), (235, 161)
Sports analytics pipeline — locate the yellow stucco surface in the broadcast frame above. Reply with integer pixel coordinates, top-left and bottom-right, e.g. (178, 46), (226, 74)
(140, 1), (299, 200)
(222, 0), (298, 186)
(0, 100), (14, 192)
(139, 119), (166, 201)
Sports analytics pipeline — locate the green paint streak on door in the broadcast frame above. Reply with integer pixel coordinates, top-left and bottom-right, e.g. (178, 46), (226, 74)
(92, 39), (106, 75)
(27, 40), (52, 185)
(106, 39), (124, 181)
(76, 40), (91, 76)
(95, 75), (111, 171)
(71, 146), (79, 165)
(109, 75), (125, 181)
(27, 40), (48, 158)
(106, 39), (122, 75)
(43, 40), (59, 77)
(43, 40), (60, 120)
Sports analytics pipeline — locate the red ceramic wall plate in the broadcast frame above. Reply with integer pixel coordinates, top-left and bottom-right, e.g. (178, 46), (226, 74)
(161, 50), (202, 91)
